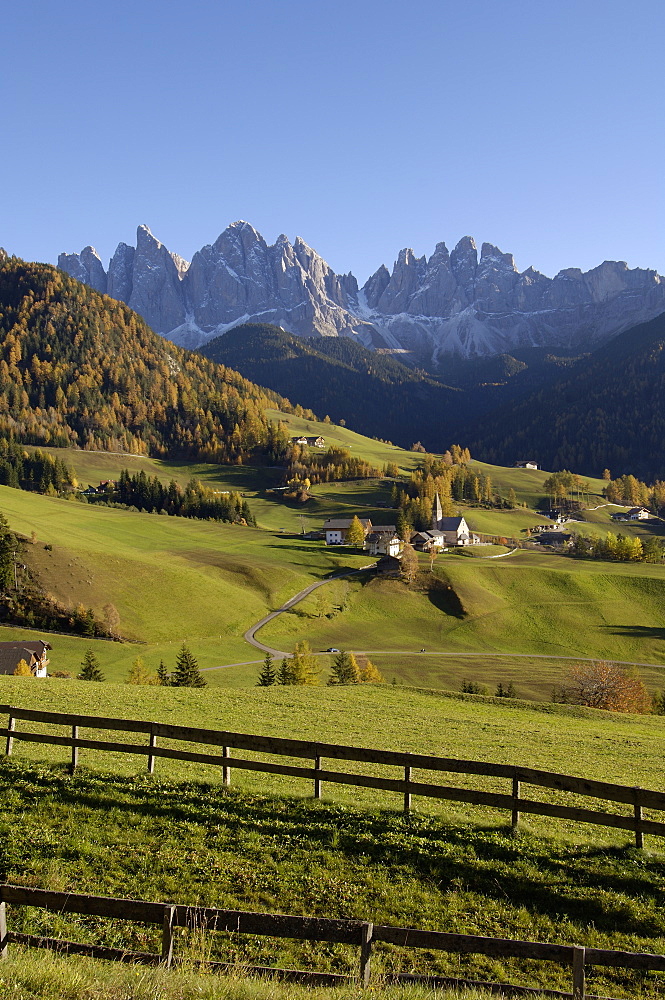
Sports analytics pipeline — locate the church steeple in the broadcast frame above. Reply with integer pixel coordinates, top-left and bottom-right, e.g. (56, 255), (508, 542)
(432, 492), (443, 529)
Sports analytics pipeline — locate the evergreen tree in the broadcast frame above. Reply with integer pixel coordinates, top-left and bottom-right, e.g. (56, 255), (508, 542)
(328, 650), (360, 685)
(396, 509), (412, 542)
(172, 643), (206, 687)
(257, 651), (277, 686)
(157, 659), (170, 686)
(79, 649), (104, 681)
(278, 657), (295, 685)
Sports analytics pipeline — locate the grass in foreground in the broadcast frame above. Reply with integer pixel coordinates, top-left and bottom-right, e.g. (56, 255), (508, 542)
(1, 684), (664, 995)
(0, 952), (517, 1000)
(2, 760), (665, 998)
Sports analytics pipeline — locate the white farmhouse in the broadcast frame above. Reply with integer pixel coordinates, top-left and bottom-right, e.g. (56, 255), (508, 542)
(323, 517), (372, 545)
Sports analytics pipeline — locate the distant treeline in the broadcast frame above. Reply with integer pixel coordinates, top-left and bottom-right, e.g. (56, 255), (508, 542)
(0, 437), (75, 493)
(106, 469), (256, 525)
(285, 443), (381, 485)
(603, 473), (665, 515)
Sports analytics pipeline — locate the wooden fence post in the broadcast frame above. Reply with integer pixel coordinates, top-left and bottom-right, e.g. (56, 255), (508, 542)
(314, 756), (322, 799)
(633, 788), (644, 849)
(5, 715), (14, 757)
(572, 945), (586, 999)
(147, 729), (157, 775)
(359, 921), (373, 987)
(404, 766), (412, 815)
(70, 726), (79, 773)
(222, 746), (231, 787)
(0, 901), (7, 960)
(162, 905), (176, 968)
(511, 774), (521, 834)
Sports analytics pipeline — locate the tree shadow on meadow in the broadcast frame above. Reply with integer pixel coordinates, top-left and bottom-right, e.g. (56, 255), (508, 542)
(603, 624), (665, 643)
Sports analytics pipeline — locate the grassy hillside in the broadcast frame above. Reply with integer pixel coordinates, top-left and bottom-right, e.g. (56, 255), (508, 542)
(259, 550), (665, 691)
(1, 682), (665, 996)
(0, 485), (368, 681)
(2, 477), (665, 692)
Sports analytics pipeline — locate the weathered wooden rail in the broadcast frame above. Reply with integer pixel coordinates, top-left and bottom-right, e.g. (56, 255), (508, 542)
(2, 704), (665, 847)
(1, 883), (665, 997)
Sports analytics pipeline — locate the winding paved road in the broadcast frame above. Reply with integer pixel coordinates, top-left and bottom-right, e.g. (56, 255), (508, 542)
(242, 563), (377, 658)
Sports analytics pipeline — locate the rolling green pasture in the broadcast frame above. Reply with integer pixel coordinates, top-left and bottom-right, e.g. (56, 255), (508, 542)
(33, 438), (639, 544)
(260, 550), (665, 690)
(1, 683), (665, 996)
(263, 409), (422, 473)
(0, 485), (367, 681)
(3, 482), (665, 693)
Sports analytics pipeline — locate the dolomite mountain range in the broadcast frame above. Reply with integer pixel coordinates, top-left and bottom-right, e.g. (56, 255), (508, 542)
(58, 222), (665, 365)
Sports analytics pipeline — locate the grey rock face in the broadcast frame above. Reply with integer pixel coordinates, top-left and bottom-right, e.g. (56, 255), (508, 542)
(58, 246), (107, 294)
(107, 243), (135, 302)
(127, 225), (187, 334)
(58, 224), (665, 361)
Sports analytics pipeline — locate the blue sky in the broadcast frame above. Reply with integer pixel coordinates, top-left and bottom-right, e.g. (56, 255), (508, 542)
(3, 0), (664, 283)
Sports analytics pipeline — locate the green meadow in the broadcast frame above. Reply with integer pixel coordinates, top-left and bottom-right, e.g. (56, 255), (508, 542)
(259, 550), (665, 690)
(0, 484), (369, 681)
(4, 426), (665, 694)
(1, 682), (665, 997)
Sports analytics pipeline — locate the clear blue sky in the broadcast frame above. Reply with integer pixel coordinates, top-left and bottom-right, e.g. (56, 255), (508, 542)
(3, 0), (664, 283)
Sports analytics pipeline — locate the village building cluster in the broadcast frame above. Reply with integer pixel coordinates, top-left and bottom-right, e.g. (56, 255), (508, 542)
(322, 494), (480, 557)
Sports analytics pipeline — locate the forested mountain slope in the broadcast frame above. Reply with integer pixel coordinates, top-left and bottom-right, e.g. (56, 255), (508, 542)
(468, 312), (665, 479)
(198, 323), (471, 450)
(0, 259), (293, 461)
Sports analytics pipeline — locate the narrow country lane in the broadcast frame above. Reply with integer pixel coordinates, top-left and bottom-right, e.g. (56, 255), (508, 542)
(242, 563), (377, 657)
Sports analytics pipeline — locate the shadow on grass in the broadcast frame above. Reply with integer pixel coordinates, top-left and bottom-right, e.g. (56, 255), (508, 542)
(603, 625), (665, 643)
(2, 761), (665, 940)
(424, 576), (466, 619)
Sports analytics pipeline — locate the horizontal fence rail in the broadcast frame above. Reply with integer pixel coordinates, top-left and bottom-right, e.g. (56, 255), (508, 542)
(2, 704), (664, 847)
(2, 883), (665, 998)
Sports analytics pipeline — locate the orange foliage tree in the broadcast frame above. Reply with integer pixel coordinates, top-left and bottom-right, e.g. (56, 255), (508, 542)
(566, 661), (650, 713)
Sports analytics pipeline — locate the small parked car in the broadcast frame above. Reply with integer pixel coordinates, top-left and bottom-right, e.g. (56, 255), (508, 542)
(326, 648), (340, 653)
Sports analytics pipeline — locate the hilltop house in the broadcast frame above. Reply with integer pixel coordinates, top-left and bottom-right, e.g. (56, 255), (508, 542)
(514, 460), (539, 470)
(0, 639), (51, 677)
(292, 436), (325, 448)
(323, 517), (372, 545)
(410, 529), (447, 552)
(613, 507), (651, 521)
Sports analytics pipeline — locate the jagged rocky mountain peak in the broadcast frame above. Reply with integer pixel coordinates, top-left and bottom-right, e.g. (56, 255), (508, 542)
(479, 243), (516, 271)
(428, 241), (451, 265)
(57, 223), (665, 361)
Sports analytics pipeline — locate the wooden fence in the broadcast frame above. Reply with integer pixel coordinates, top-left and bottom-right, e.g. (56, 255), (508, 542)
(2, 704), (665, 847)
(2, 882), (665, 998)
